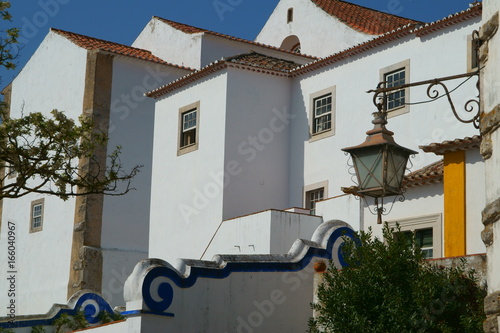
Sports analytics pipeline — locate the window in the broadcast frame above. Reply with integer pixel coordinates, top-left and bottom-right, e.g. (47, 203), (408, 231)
(380, 60), (410, 117)
(306, 188), (324, 215)
(30, 198), (44, 233)
(385, 69), (405, 110)
(291, 43), (301, 54)
(177, 101), (200, 156)
(287, 8), (294, 23)
(403, 228), (434, 258)
(388, 213), (442, 259)
(7, 163), (16, 179)
(304, 181), (329, 215)
(309, 86), (336, 142)
(467, 34), (479, 72)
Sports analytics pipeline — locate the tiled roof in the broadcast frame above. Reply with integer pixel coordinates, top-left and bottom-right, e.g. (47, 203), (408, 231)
(51, 28), (193, 70)
(226, 52), (301, 72)
(291, 2), (481, 76)
(153, 16), (318, 60)
(146, 52), (300, 99)
(311, 0), (421, 35)
(403, 159), (444, 189)
(420, 135), (481, 155)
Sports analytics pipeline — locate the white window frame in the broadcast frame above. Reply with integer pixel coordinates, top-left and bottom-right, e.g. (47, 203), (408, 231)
(380, 59), (410, 117)
(304, 181), (329, 215)
(177, 101), (200, 156)
(387, 213), (442, 259)
(309, 86), (336, 142)
(30, 198), (45, 233)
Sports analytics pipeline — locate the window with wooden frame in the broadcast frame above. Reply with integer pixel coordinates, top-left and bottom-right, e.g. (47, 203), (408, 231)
(178, 101), (200, 156)
(30, 198), (44, 233)
(309, 86), (336, 142)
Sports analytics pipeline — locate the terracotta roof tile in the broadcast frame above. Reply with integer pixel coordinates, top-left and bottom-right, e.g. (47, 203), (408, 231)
(226, 52), (301, 72)
(403, 159), (444, 189)
(311, 0), (421, 35)
(292, 2), (481, 76)
(153, 16), (317, 60)
(420, 135), (481, 155)
(51, 28), (194, 71)
(146, 52), (303, 98)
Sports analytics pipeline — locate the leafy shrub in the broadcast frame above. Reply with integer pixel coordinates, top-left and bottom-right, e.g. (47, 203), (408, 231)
(309, 224), (486, 333)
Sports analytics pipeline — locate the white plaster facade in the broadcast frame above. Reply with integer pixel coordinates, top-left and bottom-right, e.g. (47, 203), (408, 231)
(0, 0), (492, 331)
(0, 30), (191, 315)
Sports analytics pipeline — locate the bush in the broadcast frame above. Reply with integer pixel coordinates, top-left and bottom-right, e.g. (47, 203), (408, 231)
(308, 224), (486, 333)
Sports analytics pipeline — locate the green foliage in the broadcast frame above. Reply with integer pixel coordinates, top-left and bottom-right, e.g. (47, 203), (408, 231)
(31, 325), (46, 333)
(0, 0), (19, 72)
(0, 109), (141, 200)
(98, 310), (125, 324)
(52, 312), (88, 333)
(309, 224), (486, 333)
(0, 0), (139, 200)
(0, 327), (14, 333)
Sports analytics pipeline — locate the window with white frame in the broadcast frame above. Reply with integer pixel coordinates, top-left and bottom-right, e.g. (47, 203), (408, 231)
(309, 86), (336, 141)
(402, 228), (434, 259)
(380, 60), (410, 117)
(178, 101), (200, 155)
(388, 213), (442, 259)
(306, 188), (324, 215)
(304, 181), (328, 215)
(30, 198), (44, 233)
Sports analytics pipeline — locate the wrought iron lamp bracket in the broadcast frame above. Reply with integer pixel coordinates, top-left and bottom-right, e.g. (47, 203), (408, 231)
(368, 70), (480, 128)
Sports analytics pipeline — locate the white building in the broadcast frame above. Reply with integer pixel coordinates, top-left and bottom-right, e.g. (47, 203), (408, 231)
(0, 0), (491, 331)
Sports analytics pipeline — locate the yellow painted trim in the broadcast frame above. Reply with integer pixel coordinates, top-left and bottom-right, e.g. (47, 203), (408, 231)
(443, 151), (466, 257)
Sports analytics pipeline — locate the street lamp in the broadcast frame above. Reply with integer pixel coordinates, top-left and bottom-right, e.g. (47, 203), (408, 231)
(342, 108), (417, 224)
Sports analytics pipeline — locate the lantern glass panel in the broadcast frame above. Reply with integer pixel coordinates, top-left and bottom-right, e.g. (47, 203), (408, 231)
(352, 147), (384, 191)
(386, 147), (410, 190)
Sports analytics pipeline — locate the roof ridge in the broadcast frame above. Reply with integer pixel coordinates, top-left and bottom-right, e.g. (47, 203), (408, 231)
(310, 0), (421, 35)
(50, 27), (194, 71)
(153, 16), (207, 34)
(321, 0), (423, 23)
(152, 15), (318, 60)
(51, 28), (153, 54)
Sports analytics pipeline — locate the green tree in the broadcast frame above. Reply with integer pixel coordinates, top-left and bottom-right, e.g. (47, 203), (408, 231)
(309, 224), (486, 333)
(0, 1), (139, 200)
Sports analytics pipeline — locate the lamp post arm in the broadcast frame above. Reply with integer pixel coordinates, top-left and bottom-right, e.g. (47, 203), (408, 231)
(367, 70), (480, 129)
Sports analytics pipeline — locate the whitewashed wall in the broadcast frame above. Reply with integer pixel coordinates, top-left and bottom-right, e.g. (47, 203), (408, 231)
(133, 18), (203, 69)
(0, 32), (87, 315)
(202, 210), (322, 259)
(149, 72), (229, 264)
(222, 69), (292, 220)
(290, 18), (481, 222)
(466, 149), (486, 255)
(256, 0), (373, 56)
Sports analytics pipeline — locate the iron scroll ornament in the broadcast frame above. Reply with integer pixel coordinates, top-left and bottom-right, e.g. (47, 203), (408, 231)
(368, 70), (480, 129)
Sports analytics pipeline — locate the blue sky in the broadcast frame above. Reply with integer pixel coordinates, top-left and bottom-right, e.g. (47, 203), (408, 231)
(1, 0), (478, 86)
